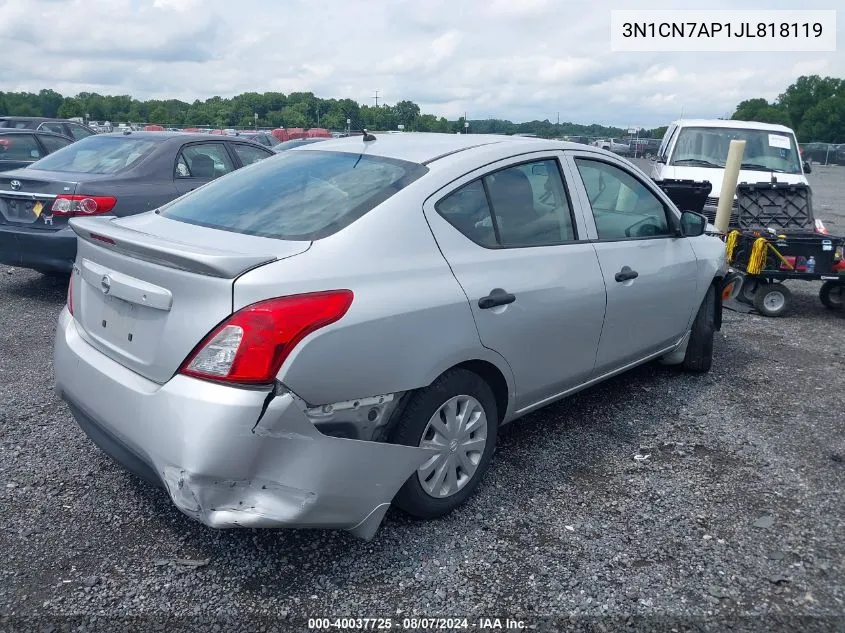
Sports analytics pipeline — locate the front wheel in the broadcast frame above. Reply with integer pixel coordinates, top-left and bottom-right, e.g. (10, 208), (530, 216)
(682, 284), (716, 373)
(753, 282), (792, 317)
(819, 281), (844, 310)
(389, 368), (498, 519)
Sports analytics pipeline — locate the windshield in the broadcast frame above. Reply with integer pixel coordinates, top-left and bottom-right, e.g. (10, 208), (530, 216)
(669, 126), (801, 174)
(28, 135), (158, 174)
(160, 150), (428, 240)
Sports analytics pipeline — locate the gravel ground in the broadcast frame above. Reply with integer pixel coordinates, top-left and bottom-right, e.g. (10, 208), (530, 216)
(1, 166), (844, 633)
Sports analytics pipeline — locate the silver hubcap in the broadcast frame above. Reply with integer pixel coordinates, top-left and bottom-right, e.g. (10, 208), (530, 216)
(763, 290), (785, 312)
(417, 395), (488, 498)
(831, 287), (844, 306)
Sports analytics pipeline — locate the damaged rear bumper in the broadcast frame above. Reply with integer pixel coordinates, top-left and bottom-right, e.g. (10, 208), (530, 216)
(53, 308), (430, 539)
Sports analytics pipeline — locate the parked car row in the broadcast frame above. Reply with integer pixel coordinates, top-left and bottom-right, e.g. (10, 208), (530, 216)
(0, 131), (277, 272)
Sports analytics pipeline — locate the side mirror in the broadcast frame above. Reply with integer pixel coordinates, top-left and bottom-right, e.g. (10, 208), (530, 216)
(803, 160), (812, 174)
(655, 154), (666, 164)
(680, 210), (707, 237)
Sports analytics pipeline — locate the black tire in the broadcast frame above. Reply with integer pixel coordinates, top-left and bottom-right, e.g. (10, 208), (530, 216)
(753, 282), (792, 317)
(819, 281), (845, 310)
(389, 368), (498, 519)
(737, 277), (760, 305)
(682, 284), (716, 373)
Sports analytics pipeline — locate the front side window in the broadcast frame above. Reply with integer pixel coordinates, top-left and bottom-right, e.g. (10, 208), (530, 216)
(28, 136), (158, 174)
(575, 158), (671, 240)
(38, 134), (72, 153)
(231, 143), (272, 166)
(669, 126), (802, 174)
(175, 143), (234, 179)
(161, 150), (428, 240)
(67, 123), (95, 140)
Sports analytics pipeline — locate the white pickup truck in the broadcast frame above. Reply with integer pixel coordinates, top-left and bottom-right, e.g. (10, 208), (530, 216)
(591, 138), (630, 155)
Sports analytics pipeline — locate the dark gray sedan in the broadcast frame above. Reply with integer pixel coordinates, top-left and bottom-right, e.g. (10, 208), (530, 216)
(0, 132), (275, 274)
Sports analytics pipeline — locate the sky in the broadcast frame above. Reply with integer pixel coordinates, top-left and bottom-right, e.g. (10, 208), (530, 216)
(0, 0), (842, 128)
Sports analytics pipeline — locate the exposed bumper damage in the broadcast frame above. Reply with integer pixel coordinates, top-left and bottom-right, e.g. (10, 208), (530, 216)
(54, 308), (432, 539)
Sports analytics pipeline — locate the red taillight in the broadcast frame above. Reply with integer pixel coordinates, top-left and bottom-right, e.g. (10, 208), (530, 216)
(67, 274), (74, 316)
(51, 195), (117, 217)
(178, 290), (353, 385)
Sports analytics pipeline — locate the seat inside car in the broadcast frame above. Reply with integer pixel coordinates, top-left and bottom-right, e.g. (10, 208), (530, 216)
(190, 153), (215, 178)
(486, 168), (540, 239)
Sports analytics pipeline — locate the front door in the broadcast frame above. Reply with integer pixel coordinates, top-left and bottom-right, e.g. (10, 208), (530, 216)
(423, 154), (607, 412)
(566, 153), (701, 375)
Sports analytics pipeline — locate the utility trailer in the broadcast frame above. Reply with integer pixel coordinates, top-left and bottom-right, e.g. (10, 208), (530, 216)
(722, 182), (845, 317)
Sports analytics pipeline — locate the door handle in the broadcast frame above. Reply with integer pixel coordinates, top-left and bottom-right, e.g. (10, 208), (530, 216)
(478, 288), (516, 309)
(615, 266), (639, 282)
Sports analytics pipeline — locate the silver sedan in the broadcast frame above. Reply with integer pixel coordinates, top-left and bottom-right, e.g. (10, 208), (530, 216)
(54, 133), (728, 539)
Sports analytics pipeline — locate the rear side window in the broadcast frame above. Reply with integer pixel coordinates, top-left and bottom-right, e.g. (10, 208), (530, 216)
(29, 136), (158, 174)
(160, 150), (428, 240)
(0, 134), (43, 160)
(435, 159), (577, 248)
(175, 143), (234, 179)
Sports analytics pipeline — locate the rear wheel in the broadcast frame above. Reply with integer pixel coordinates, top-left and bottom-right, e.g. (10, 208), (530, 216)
(819, 281), (844, 310)
(389, 369), (498, 519)
(753, 282), (792, 317)
(682, 284), (716, 373)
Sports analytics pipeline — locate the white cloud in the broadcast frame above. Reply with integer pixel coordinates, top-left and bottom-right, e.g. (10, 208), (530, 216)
(1, 0), (843, 127)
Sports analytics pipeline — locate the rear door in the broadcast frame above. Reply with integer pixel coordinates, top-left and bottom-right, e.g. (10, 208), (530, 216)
(172, 141), (236, 195)
(565, 151), (700, 374)
(423, 152), (607, 411)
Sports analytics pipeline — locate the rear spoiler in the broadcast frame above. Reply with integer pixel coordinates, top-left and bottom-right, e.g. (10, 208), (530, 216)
(69, 217), (278, 278)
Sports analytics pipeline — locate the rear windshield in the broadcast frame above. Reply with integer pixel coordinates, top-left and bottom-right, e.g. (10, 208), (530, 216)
(28, 135), (159, 174)
(160, 150), (428, 240)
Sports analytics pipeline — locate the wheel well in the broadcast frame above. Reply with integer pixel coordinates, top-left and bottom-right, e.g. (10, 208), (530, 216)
(454, 360), (509, 423)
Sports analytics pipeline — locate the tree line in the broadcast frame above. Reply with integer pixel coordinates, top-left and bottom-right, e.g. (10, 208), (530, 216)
(732, 75), (844, 143)
(0, 88), (657, 138)
(10, 77), (839, 142)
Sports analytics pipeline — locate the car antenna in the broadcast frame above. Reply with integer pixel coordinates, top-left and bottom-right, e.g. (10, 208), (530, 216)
(344, 111), (376, 141)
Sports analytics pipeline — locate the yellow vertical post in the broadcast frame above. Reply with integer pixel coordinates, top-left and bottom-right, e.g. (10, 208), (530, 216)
(714, 139), (746, 233)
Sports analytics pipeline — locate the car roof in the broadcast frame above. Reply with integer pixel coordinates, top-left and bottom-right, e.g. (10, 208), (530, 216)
(671, 118), (796, 134)
(0, 128), (71, 138)
(291, 132), (580, 164)
(95, 131), (264, 143)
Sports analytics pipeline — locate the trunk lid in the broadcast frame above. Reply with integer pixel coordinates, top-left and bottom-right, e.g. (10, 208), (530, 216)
(69, 213), (312, 383)
(0, 169), (80, 230)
